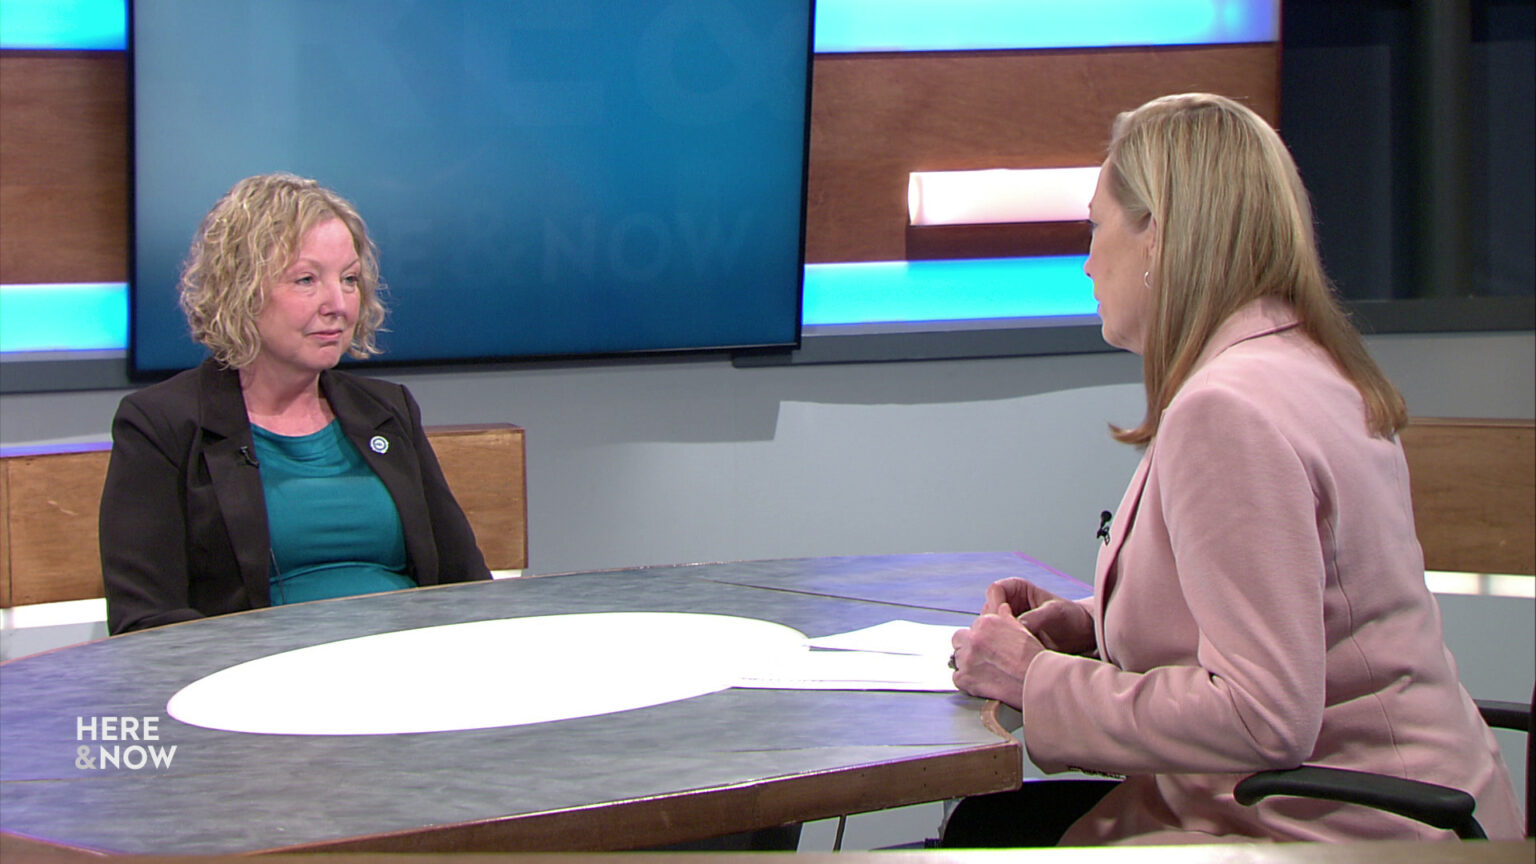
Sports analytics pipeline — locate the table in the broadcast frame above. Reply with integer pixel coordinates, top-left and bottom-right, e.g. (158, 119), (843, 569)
(3, 841), (1533, 864)
(0, 552), (1087, 855)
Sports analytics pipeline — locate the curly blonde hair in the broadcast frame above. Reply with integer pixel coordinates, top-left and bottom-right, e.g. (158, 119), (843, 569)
(1104, 93), (1406, 445)
(178, 173), (388, 369)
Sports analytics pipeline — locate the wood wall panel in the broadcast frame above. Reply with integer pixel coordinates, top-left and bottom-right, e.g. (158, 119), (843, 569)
(805, 44), (1280, 264)
(906, 221), (1092, 261)
(0, 51), (129, 284)
(0, 44), (1276, 281)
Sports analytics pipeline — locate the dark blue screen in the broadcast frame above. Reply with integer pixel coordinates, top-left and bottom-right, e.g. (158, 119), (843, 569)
(131, 0), (812, 373)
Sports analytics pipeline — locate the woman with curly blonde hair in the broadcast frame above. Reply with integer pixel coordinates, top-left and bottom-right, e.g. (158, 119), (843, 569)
(947, 94), (1520, 845)
(102, 173), (489, 633)
(177, 172), (388, 370)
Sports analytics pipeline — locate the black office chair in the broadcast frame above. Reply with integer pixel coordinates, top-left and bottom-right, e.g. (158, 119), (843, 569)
(1235, 693), (1534, 840)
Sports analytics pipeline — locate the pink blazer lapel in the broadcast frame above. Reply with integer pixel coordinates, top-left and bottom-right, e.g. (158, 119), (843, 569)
(1092, 441), (1155, 659)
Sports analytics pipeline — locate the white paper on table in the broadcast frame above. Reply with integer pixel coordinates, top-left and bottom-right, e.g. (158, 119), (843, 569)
(804, 619), (964, 657)
(731, 620), (964, 691)
(732, 648), (957, 692)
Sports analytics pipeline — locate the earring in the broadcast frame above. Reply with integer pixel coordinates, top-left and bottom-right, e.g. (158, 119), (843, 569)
(1143, 270), (1152, 289)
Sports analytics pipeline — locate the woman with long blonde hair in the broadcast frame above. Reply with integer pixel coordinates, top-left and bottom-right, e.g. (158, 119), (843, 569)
(948, 94), (1520, 845)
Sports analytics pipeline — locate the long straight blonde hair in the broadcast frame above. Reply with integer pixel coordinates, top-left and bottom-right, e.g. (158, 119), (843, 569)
(1105, 93), (1406, 446)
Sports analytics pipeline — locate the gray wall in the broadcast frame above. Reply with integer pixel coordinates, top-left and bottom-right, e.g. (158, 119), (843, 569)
(2, 330), (1532, 586)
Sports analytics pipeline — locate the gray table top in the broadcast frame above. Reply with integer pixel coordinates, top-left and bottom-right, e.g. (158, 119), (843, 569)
(0, 552), (1088, 854)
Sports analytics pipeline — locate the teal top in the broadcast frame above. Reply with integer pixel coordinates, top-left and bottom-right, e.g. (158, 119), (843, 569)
(251, 421), (415, 605)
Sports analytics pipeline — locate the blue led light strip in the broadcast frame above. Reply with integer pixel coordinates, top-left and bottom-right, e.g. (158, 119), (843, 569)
(0, 261), (1098, 353)
(0, 0), (1280, 54)
(0, 283), (128, 352)
(803, 257), (1096, 326)
(814, 0), (1279, 53)
(0, 0), (126, 50)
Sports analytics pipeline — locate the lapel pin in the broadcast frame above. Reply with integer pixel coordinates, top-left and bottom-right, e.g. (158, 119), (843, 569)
(369, 435), (389, 455)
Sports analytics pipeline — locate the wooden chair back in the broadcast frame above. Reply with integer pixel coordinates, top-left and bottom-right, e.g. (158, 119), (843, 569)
(1399, 417), (1535, 576)
(0, 424), (526, 608)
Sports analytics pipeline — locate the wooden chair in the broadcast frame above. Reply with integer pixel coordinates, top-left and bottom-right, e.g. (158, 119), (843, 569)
(1398, 417), (1535, 577)
(0, 423), (527, 609)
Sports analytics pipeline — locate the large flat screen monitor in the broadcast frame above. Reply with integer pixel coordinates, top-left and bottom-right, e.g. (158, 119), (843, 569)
(130, 0), (814, 375)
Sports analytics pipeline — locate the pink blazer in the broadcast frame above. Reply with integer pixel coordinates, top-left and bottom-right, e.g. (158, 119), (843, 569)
(1021, 298), (1522, 843)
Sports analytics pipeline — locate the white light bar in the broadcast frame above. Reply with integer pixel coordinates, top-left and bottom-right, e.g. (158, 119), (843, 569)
(1425, 571), (1536, 599)
(908, 167), (1099, 226)
(2, 597), (107, 628)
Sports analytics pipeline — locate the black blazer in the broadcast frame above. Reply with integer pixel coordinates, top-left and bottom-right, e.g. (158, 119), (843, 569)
(100, 359), (491, 633)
